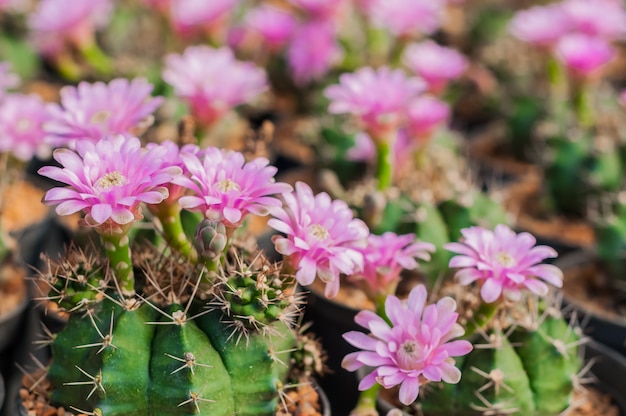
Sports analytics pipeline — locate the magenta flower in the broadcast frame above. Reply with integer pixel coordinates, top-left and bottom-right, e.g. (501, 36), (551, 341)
(555, 33), (615, 77)
(508, 4), (571, 47)
(561, 0), (626, 40)
(403, 41), (468, 94)
(0, 62), (19, 100)
(28, 0), (112, 56)
(343, 284), (473, 405)
(444, 224), (563, 303)
(0, 93), (52, 161)
(169, 0), (238, 38)
(268, 182), (369, 298)
(286, 20), (343, 86)
(367, 0), (445, 37)
(173, 147), (292, 227)
(244, 5), (297, 51)
(38, 135), (181, 234)
(163, 46), (268, 127)
(325, 66), (425, 140)
(44, 78), (163, 148)
(351, 232), (435, 296)
(406, 95), (450, 141)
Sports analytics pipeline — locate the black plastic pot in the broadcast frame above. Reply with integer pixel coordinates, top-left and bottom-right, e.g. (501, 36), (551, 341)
(372, 341), (626, 415)
(0, 292), (28, 355)
(0, 371), (5, 416)
(555, 250), (626, 356)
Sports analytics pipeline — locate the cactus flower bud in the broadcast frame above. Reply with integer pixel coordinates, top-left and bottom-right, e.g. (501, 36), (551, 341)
(194, 219), (228, 261)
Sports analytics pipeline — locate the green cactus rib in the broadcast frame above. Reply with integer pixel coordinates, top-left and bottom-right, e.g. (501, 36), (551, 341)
(48, 297), (297, 415)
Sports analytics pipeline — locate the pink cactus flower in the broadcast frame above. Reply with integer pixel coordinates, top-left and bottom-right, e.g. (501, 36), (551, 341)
(367, 0), (446, 37)
(343, 284), (473, 405)
(145, 140), (202, 203)
(0, 62), (19, 100)
(325, 66), (425, 140)
(286, 19), (343, 86)
(173, 147), (292, 227)
(163, 45), (268, 127)
(169, 0), (238, 38)
(406, 95), (450, 141)
(444, 224), (563, 303)
(268, 181), (369, 298)
(38, 135), (181, 234)
(351, 232), (435, 297)
(44, 78), (163, 148)
(28, 0), (112, 56)
(402, 41), (468, 94)
(0, 93), (52, 161)
(508, 4), (571, 47)
(561, 0), (626, 40)
(555, 33), (615, 77)
(244, 5), (297, 51)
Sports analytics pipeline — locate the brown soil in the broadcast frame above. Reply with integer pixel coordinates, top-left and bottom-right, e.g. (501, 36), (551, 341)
(1, 179), (49, 241)
(0, 262), (26, 317)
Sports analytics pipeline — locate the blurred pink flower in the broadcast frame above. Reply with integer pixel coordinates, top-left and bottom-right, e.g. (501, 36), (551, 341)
(555, 33), (615, 76)
(0, 93), (52, 161)
(325, 66), (425, 140)
(343, 284), (472, 405)
(174, 147), (292, 227)
(28, 0), (112, 55)
(0, 62), (19, 100)
(38, 135), (181, 233)
(286, 19), (343, 85)
(169, 0), (238, 38)
(351, 232), (435, 296)
(561, 0), (626, 40)
(244, 4), (297, 51)
(269, 181), (369, 298)
(44, 78), (163, 148)
(406, 95), (450, 141)
(444, 224), (563, 303)
(367, 0), (445, 37)
(508, 4), (571, 47)
(163, 45), (268, 127)
(403, 41), (468, 94)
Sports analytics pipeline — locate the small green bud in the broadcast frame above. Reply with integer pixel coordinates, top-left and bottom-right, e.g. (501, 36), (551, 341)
(194, 219), (228, 261)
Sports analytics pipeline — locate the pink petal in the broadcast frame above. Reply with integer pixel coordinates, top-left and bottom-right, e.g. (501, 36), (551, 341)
(398, 377), (420, 405)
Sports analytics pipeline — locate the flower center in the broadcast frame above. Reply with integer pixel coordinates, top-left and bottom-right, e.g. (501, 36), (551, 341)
(16, 118), (33, 133)
(95, 171), (128, 190)
(496, 251), (516, 267)
(308, 224), (330, 241)
(90, 110), (112, 124)
(216, 178), (241, 192)
(397, 340), (423, 371)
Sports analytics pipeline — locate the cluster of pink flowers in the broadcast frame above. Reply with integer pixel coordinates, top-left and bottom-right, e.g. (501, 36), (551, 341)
(163, 45), (268, 128)
(509, 0), (626, 77)
(44, 78), (163, 148)
(366, 0), (447, 38)
(444, 224), (564, 303)
(343, 284), (473, 405)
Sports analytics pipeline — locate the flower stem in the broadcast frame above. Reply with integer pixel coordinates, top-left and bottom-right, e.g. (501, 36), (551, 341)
(464, 300), (499, 338)
(156, 204), (197, 263)
(350, 384), (381, 416)
(101, 233), (135, 297)
(80, 42), (114, 76)
(573, 83), (594, 129)
(375, 138), (394, 191)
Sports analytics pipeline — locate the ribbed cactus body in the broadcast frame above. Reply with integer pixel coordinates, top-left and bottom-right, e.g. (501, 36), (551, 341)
(47, 296), (297, 415)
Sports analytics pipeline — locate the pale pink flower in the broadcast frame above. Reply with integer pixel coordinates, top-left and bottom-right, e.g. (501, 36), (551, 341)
(367, 0), (446, 37)
(173, 147), (292, 227)
(0, 62), (19, 100)
(402, 41), (468, 94)
(145, 140), (202, 203)
(286, 19), (343, 86)
(343, 284), (473, 405)
(555, 33), (615, 76)
(561, 0), (626, 40)
(508, 4), (571, 47)
(28, 0), (112, 55)
(350, 232), (435, 296)
(38, 135), (182, 232)
(268, 181), (369, 298)
(444, 224), (563, 303)
(169, 0), (238, 37)
(0, 93), (52, 161)
(44, 78), (163, 148)
(406, 95), (450, 141)
(325, 66), (425, 139)
(288, 0), (346, 19)
(244, 5), (297, 51)
(163, 46), (268, 127)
